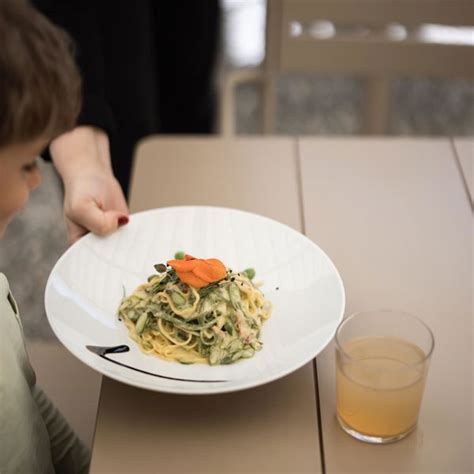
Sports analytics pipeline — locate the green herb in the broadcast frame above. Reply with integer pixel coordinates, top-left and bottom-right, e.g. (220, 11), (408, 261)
(150, 284), (163, 295)
(167, 268), (178, 282)
(174, 251), (185, 260)
(170, 291), (186, 306)
(228, 283), (241, 310)
(127, 310), (139, 322)
(158, 310), (217, 331)
(154, 263), (167, 273)
(176, 330), (189, 340)
(150, 278), (168, 294)
(150, 269), (178, 294)
(136, 312), (149, 334)
(198, 282), (220, 298)
(145, 313), (156, 330)
(224, 322), (234, 335)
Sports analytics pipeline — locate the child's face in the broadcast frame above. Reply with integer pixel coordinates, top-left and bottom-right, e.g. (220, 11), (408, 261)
(0, 138), (46, 237)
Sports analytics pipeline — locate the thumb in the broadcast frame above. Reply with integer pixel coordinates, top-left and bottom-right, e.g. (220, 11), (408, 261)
(68, 201), (129, 237)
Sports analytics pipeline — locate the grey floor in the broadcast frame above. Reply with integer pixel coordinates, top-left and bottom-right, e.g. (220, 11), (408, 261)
(236, 76), (474, 135)
(0, 0), (472, 452)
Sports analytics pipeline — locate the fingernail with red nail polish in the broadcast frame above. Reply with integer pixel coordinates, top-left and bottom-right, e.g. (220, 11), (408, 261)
(118, 216), (129, 226)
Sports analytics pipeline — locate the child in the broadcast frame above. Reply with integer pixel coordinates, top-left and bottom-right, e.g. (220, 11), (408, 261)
(1, 1), (89, 472)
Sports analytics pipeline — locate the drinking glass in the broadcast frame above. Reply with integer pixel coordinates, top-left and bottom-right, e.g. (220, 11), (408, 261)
(335, 310), (435, 443)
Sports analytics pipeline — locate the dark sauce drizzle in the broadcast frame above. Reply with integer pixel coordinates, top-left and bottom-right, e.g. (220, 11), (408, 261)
(86, 345), (226, 383)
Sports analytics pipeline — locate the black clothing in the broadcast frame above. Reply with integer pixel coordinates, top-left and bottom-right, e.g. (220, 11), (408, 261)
(33, 1), (220, 196)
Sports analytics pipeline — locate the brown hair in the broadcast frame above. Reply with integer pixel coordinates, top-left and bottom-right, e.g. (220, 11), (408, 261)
(0, 0), (81, 147)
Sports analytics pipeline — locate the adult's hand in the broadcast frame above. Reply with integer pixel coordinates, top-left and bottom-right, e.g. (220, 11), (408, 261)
(50, 126), (129, 244)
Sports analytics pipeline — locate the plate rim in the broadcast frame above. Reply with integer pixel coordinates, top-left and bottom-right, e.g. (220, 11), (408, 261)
(45, 205), (346, 395)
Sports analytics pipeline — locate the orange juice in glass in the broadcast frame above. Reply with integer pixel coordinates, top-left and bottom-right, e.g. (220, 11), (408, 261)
(335, 311), (434, 443)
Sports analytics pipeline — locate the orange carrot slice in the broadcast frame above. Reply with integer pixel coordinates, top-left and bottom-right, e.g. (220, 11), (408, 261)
(194, 261), (226, 282)
(167, 258), (199, 272)
(168, 254), (227, 288)
(193, 263), (216, 283)
(176, 271), (208, 288)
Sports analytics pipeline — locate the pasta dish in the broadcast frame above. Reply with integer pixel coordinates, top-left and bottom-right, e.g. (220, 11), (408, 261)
(118, 252), (272, 365)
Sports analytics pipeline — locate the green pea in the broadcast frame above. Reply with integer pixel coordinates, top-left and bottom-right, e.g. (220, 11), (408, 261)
(174, 251), (185, 260)
(243, 268), (256, 280)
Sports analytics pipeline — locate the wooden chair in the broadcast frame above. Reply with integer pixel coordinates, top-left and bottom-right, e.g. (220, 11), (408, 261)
(219, 0), (474, 135)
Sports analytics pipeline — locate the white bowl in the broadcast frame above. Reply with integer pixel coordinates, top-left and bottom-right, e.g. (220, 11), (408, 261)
(45, 206), (345, 394)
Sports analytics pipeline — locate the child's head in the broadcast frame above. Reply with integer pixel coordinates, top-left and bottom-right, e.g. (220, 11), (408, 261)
(0, 0), (81, 236)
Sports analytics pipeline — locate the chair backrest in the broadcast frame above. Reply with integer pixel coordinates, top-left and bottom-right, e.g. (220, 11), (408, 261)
(219, 0), (473, 136)
(261, 0), (473, 133)
(267, 0), (474, 78)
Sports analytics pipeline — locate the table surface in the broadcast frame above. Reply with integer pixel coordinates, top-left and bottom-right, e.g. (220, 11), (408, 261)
(90, 137), (473, 474)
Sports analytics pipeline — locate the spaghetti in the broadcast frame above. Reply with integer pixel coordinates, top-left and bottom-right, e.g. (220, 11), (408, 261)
(119, 255), (272, 365)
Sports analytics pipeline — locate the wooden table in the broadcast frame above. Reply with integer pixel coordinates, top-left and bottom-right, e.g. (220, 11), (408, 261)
(90, 137), (472, 474)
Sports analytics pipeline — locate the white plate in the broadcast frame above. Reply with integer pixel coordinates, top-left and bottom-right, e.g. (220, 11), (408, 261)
(45, 206), (345, 395)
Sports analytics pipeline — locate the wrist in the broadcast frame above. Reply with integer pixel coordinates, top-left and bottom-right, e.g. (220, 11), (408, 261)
(50, 126), (113, 182)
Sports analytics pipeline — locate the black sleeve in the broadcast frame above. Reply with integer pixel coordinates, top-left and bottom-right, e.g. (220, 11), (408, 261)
(32, 0), (116, 145)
